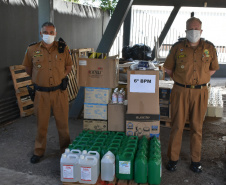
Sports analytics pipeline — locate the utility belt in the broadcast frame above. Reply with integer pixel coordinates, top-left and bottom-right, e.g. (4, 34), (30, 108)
(175, 82), (207, 89)
(34, 84), (61, 92)
(27, 77), (68, 101)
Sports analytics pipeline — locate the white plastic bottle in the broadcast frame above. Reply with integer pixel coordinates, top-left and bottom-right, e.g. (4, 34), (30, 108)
(88, 151), (100, 177)
(60, 153), (79, 182)
(71, 149), (82, 157)
(101, 151), (115, 181)
(118, 89), (124, 104)
(112, 88), (118, 104)
(79, 155), (99, 184)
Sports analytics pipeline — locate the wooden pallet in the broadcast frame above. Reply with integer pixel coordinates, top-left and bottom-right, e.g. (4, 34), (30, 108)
(63, 176), (117, 185)
(9, 65), (34, 117)
(160, 118), (190, 130)
(63, 177), (149, 185)
(67, 48), (94, 102)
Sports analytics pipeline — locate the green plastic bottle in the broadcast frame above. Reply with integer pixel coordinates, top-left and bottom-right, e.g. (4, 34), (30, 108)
(148, 152), (162, 185)
(134, 154), (148, 183)
(108, 146), (118, 156)
(116, 152), (134, 180)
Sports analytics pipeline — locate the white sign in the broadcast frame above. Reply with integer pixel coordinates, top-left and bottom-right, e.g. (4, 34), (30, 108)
(79, 60), (87, 66)
(130, 74), (156, 93)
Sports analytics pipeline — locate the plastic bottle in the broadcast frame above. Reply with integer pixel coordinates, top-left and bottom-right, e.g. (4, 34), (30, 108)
(116, 152), (134, 180)
(118, 89), (124, 104)
(112, 88), (118, 104)
(134, 154), (148, 183)
(60, 153), (79, 182)
(79, 155), (99, 184)
(148, 152), (162, 185)
(101, 151), (115, 181)
(88, 151), (100, 177)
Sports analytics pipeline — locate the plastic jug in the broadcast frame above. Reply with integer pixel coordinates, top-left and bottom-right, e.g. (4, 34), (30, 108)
(148, 152), (162, 185)
(134, 154), (148, 183)
(88, 151), (100, 174)
(79, 155), (99, 184)
(101, 151), (115, 181)
(116, 152), (134, 180)
(60, 153), (79, 182)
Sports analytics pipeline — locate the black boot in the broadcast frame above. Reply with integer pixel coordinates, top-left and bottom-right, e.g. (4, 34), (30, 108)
(190, 161), (202, 173)
(30, 155), (43, 164)
(166, 160), (178, 171)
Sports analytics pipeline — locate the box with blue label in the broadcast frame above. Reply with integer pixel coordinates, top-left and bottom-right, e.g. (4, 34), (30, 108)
(125, 114), (160, 138)
(85, 87), (112, 104)
(84, 103), (107, 120)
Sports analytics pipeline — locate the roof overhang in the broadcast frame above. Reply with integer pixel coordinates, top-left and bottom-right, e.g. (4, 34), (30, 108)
(133, 0), (226, 8)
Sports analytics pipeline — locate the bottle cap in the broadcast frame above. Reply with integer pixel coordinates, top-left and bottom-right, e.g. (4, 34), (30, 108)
(62, 153), (67, 158)
(82, 150), (87, 154)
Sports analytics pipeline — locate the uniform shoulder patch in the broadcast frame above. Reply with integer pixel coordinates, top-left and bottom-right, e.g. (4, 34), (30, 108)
(28, 42), (37, 47)
(205, 40), (215, 47)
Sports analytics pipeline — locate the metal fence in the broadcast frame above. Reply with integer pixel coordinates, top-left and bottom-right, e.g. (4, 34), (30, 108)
(109, 7), (226, 63)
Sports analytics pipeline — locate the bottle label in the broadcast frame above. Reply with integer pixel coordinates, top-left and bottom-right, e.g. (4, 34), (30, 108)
(81, 166), (91, 181)
(63, 165), (74, 179)
(119, 161), (130, 174)
(112, 93), (117, 103)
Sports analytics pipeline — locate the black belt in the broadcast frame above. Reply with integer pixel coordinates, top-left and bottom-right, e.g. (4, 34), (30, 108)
(175, 82), (206, 89)
(34, 84), (62, 92)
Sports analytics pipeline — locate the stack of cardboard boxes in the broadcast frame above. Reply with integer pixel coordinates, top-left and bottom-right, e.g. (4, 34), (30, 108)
(78, 57), (119, 131)
(125, 70), (160, 138)
(83, 87), (111, 131)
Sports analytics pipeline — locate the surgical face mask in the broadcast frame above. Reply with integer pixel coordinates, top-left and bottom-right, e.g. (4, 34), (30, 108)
(42, 34), (55, 44)
(186, 30), (201, 43)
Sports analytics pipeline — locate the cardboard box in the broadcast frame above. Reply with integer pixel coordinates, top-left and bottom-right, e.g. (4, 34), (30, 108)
(127, 70), (159, 114)
(126, 113), (160, 138)
(83, 119), (107, 131)
(126, 120), (160, 138)
(84, 103), (107, 120)
(108, 103), (127, 132)
(79, 58), (119, 88)
(85, 87), (112, 104)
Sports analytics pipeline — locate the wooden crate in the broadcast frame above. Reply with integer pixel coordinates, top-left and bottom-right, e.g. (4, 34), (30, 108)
(9, 65), (34, 117)
(68, 48), (94, 102)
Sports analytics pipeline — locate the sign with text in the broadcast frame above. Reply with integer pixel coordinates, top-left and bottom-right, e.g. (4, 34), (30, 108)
(130, 74), (156, 93)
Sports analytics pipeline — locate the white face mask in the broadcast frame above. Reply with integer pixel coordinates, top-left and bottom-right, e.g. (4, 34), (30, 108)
(42, 34), (55, 44)
(186, 30), (201, 43)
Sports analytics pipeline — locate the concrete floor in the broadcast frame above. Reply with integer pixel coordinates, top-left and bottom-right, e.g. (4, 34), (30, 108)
(0, 114), (225, 185)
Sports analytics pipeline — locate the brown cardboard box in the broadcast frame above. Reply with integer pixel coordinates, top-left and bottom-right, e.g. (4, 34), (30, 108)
(108, 103), (127, 132)
(85, 87), (112, 104)
(126, 120), (160, 138)
(83, 119), (107, 131)
(79, 58), (119, 88)
(84, 103), (107, 120)
(125, 113), (160, 138)
(127, 70), (159, 114)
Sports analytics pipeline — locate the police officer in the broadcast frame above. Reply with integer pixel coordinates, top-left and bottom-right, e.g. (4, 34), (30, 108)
(23, 22), (73, 163)
(163, 17), (219, 173)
